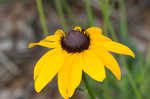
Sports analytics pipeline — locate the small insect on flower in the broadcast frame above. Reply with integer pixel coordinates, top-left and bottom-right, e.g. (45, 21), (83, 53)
(29, 27), (135, 99)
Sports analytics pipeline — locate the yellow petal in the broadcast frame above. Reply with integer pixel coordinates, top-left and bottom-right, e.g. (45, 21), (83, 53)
(85, 27), (102, 36)
(92, 47), (121, 80)
(58, 54), (82, 99)
(46, 29), (65, 39)
(28, 41), (59, 48)
(34, 48), (66, 93)
(54, 29), (65, 36)
(73, 26), (82, 32)
(84, 27), (112, 44)
(98, 35), (112, 41)
(95, 41), (135, 58)
(28, 29), (65, 48)
(81, 50), (106, 82)
(91, 35), (112, 46)
(43, 29), (65, 41)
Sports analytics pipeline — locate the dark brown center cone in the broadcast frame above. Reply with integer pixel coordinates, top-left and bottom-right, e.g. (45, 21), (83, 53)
(61, 30), (90, 53)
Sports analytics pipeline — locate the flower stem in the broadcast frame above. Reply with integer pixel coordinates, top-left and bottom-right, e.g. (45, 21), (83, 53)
(82, 73), (96, 99)
(36, 0), (48, 36)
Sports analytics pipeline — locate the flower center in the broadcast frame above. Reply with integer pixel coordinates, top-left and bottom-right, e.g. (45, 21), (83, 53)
(61, 30), (90, 53)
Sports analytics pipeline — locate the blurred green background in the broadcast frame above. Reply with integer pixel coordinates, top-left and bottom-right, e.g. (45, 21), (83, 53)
(0, 0), (150, 99)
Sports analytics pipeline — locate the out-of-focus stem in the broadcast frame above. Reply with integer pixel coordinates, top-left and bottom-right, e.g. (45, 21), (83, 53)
(120, 56), (142, 99)
(83, 73), (96, 99)
(63, 0), (76, 25)
(118, 0), (128, 38)
(55, 0), (68, 32)
(84, 0), (94, 26)
(146, 43), (150, 65)
(36, 0), (48, 36)
(98, 0), (142, 99)
(98, 0), (117, 40)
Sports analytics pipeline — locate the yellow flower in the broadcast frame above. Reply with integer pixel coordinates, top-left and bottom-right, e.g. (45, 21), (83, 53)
(29, 27), (135, 99)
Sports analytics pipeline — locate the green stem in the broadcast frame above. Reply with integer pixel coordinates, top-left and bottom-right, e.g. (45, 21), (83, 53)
(100, 1), (112, 99)
(120, 56), (142, 99)
(84, 0), (94, 27)
(140, 43), (150, 93)
(118, 0), (128, 38)
(55, 0), (68, 32)
(98, 0), (142, 98)
(83, 73), (96, 99)
(118, 0), (142, 98)
(101, 0), (109, 34)
(62, 0), (77, 25)
(103, 78), (112, 99)
(146, 43), (150, 65)
(36, 0), (48, 36)
(98, 0), (118, 40)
